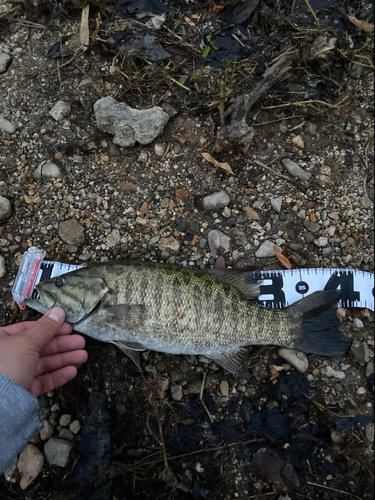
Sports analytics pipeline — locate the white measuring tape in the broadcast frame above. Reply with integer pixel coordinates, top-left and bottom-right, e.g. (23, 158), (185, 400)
(12, 247), (374, 311)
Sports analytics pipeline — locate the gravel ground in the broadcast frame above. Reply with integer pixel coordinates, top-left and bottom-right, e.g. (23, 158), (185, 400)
(0, 2), (374, 499)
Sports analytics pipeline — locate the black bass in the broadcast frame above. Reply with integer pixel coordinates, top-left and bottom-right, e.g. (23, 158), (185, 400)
(25, 260), (349, 375)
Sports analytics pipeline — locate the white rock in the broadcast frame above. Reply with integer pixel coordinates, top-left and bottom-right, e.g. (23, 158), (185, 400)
(352, 318), (364, 329)
(0, 53), (12, 73)
(278, 348), (309, 373)
(69, 420), (81, 434)
(94, 96), (169, 147)
(49, 101), (71, 121)
(33, 160), (61, 179)
(154, 143), (166, 156)
(40, 419), (53, 441)
(59, 414), (72, 427)
(207, 230), (231, 255)
(0, 117), (16, 134)
(203, 191), (230, 211)
(291, 135), (304, 148)
(17, 444), (44, 490)
(44, 437), (73, 467)
(0, 255), (5, 278)
(271, 197), (282, 213)
(106, 229), (121, 248)
(0, 195), (12, 221)
(324, 366), (345, 379)
(314, 236), (328, 247)
(282, 158), (311, 182)
(255, 240), (281, 258)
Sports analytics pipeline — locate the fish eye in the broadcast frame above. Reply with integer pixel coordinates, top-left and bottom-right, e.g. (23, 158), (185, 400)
(55, 277), (65, 288)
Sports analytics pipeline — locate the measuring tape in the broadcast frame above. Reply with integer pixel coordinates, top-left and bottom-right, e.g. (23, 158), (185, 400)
(12, 247), (374, 311)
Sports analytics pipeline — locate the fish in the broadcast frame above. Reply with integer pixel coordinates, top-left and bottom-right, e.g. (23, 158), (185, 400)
(25, 260), (349, 376)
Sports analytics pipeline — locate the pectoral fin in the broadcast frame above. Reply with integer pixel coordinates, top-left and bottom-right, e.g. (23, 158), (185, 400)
(110, 341), (144, 371)
(212, 347), (251, 376)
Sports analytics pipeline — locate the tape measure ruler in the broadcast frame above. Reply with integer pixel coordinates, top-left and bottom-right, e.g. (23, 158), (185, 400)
(12, 247), (374, 311)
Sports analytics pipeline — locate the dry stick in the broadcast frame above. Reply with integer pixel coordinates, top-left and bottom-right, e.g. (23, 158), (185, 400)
(252, 115), (306, 126)
(139, 438), (265, 467)
(229, 53), (294, 126)
(304, 0), (320, 27)
(200, 372), (214, 423)
(307, 482), (365, 500)
(252, 159), (300, 187)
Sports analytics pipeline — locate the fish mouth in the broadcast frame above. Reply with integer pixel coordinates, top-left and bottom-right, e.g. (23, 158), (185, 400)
(24, 286), (56, 314)
(24, 296), (49, 315)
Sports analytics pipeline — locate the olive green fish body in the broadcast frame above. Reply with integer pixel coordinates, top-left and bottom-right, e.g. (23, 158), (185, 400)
(25, 260), (348, 375)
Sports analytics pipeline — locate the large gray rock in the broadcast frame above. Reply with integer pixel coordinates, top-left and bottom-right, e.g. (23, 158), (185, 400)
(207, 230), (231, 255)
(44, 437), (73, 467)
(94, 96), (169, 147)
(0, 53), (11, 73)
(0, 195), (12, 221)
(49, 101), (71, 121)
(203, 191), (230, 211)
(282, 158), (312, 182)
(33, 160), (61, 179)
(0, 117), (16, 134)
(303, 220), (320, 233)
(278, 348), (309, 373)
(58, 219), (85, 247)
(255, 240), (281, 258)
(270, 197), (282, 213)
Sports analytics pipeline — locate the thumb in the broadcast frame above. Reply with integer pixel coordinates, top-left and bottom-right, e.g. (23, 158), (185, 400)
(24, 307), (66, 351)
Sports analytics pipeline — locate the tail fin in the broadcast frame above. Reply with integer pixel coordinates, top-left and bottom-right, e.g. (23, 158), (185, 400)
(290, 290), (349, 356)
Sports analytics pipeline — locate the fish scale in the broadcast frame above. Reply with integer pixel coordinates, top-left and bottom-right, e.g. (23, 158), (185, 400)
(25, 260), (349, 375)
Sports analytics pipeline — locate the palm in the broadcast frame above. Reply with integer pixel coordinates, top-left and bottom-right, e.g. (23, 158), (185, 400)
(0, 319), (87, 397)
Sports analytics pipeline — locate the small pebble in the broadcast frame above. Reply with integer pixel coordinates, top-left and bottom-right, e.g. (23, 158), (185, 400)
(69, 420), (81, 434)
(0, 117), (16, 134)
(352, 318), (364, 329)
(49, 100), (71, 121)
(171, 384), (183, 401)
(219, 380), (229, 397)
(59, 414), (72, 427)
(357, 387), (366, 395)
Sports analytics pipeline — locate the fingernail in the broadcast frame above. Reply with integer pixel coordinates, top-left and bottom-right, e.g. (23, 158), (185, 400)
(46, 307), (65, 322)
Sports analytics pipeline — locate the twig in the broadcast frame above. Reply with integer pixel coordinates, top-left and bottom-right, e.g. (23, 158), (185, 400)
(0, 7), (17, 17)
(307, 482), (365, 500)
(200, 372), (214, 423)
(219, 81), (225, 127)
(252, 159), (301, 186)
(263, 96), (348, 109)
(304, 0), (320, 27)
(252, 115), (305, 126)
(141, 438), (265, 467)
(168, 76), (190, 91)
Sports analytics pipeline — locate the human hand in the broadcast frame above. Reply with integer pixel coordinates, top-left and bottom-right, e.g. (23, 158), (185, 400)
(0, 308), (88, 397)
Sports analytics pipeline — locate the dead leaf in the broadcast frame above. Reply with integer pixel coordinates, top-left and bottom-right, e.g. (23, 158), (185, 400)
(273, 247), (292, 270)
(80, 5), (90, 51)
(207, 0), (224, 13)
(178, 137), (186, 144)
(241, 206), (260, 220)
(176, 188), (188, 201)
(140, 202), (149, 214)
(348, 15), (374, 31)
(120, 182), (137, 193)
(269, 365), (280, 381)
(184, 16), (195, 26)
(190, 235), (198, 246)
(201, 152), (233, 174)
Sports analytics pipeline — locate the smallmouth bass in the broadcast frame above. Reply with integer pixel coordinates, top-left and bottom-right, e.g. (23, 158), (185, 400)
(25, 260), (349, 375)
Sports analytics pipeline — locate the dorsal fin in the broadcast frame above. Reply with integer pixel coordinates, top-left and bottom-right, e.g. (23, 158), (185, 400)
(207, 269), (261, 299)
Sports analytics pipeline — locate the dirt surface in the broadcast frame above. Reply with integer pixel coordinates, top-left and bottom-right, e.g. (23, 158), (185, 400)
(0, 0), (374, 499)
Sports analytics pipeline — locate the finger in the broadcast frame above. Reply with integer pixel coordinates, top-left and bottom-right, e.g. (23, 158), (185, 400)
(0, 320), (72, 337)
(40, 334), (86, 356)
(37, 350), (88, 376)
(22, 308), (66, 350)
(28, 366), (78, 397)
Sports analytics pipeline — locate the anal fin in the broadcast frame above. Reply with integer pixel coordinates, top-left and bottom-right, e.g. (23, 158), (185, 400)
(110, 340), (144, 371)
(212, 347), (251, 377)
